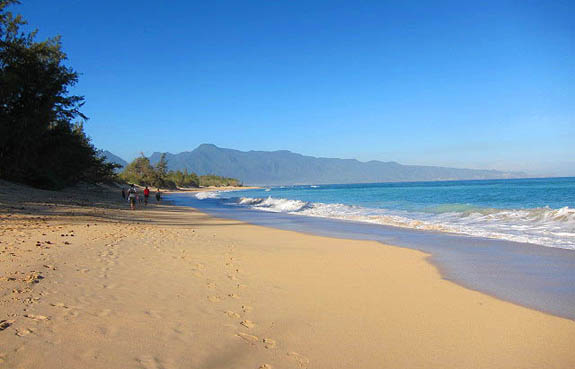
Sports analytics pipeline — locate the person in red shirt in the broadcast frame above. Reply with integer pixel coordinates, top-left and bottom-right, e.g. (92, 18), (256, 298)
(143, 186), (150, 206)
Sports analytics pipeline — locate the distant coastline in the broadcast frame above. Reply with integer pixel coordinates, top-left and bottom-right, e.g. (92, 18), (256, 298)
(164, 185), (261, 194)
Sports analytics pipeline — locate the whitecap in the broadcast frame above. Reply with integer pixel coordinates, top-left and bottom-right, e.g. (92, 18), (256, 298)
(228, 196), (575, 250)
(194, 191), (220, 200)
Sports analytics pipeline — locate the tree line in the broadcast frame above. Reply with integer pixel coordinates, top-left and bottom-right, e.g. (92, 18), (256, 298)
(120, 154), (241, 188)
(0, 0), (117, 189)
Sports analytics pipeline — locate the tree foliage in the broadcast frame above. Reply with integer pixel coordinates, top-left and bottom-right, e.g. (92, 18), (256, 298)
(0, 0), (116, 188)
(198, 174), (240, 187)
(120, 154), (241, 189)
(119, 154), (157, 186)
(153, 153), (169, 187)
(166, 168), (199, 188)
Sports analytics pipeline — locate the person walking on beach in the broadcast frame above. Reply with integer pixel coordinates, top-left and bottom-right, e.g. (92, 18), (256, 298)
(121, 187), (126, 200)
(127, 184), (138, 210)
(155, 188), (161, 203)
(144, 186), (150, 206)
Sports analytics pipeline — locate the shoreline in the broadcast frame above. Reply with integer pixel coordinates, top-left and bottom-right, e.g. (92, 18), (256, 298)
(183, 184), (575, 251)
(171, 191), (575, 321)
(1, 181), (574, 368)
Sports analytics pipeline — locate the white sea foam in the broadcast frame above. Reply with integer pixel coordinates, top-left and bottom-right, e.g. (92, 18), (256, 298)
(194, 191), (220, 200)
(224, 196), (575, 250)
(237, 196), (310, 212)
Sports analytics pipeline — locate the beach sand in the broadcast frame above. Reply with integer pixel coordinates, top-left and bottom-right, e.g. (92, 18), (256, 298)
(1, 181), (574, 368)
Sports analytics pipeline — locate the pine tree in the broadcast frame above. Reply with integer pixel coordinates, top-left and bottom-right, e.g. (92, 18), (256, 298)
(0, 0), (116, 188)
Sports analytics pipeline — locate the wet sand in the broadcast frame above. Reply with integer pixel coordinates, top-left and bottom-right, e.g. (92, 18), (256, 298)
(1, 181), (574, 368)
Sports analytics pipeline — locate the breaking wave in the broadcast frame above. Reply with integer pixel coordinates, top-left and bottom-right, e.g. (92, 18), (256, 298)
(222, 196), (575, 250)
(194, 191), (221, 200)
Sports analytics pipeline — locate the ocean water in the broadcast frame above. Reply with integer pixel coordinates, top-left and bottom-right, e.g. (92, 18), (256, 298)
(195, 177), (575, 250)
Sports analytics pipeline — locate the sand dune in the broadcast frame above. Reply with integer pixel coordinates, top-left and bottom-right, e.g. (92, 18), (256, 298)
(0, 183), (574, 368)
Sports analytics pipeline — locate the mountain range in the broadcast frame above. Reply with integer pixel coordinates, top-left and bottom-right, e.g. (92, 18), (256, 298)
(118, 144), (528, 185)
(99, 150), (128, 171)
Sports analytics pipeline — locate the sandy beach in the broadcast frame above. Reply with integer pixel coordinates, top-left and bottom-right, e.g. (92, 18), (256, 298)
(1, 181), (574, 369)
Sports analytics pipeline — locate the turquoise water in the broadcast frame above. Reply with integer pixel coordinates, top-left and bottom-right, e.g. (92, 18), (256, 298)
(197, 177), (575, 249)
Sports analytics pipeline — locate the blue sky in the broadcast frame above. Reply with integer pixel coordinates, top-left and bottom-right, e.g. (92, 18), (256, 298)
(17, 0), (575, 175)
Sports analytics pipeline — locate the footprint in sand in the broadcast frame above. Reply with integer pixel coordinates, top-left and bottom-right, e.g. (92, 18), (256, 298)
(207, 295), (221, 303)
(144, 310), (162, 319)
(64, 310), (80, 318)
(24, 314), (49, 321)
(97, 309), (112, 317)
(263, 338), (276, 349)
(227, 293), (240, 299)
(81, 348), (101, 360)
(236, 332), (259, 345)
(136, 355), (170, 369)
(241, 305), (253, 313)
(15, 328), (34, 337)
(50, 302), (69, 309)
(0, 320), (14, 331)
(224, 311), (241, 318)
(258, 365), (272, 369)
(23, 272), (44, 284)
(97, 325), (118, 337)
(240, 320), (255, 329)
(206, 282), (217, 289)
(287, 352), (310, 368)
(172, 326), (185, 335)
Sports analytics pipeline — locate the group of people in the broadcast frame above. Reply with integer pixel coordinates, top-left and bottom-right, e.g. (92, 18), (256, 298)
(121, 185), (162, 210)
